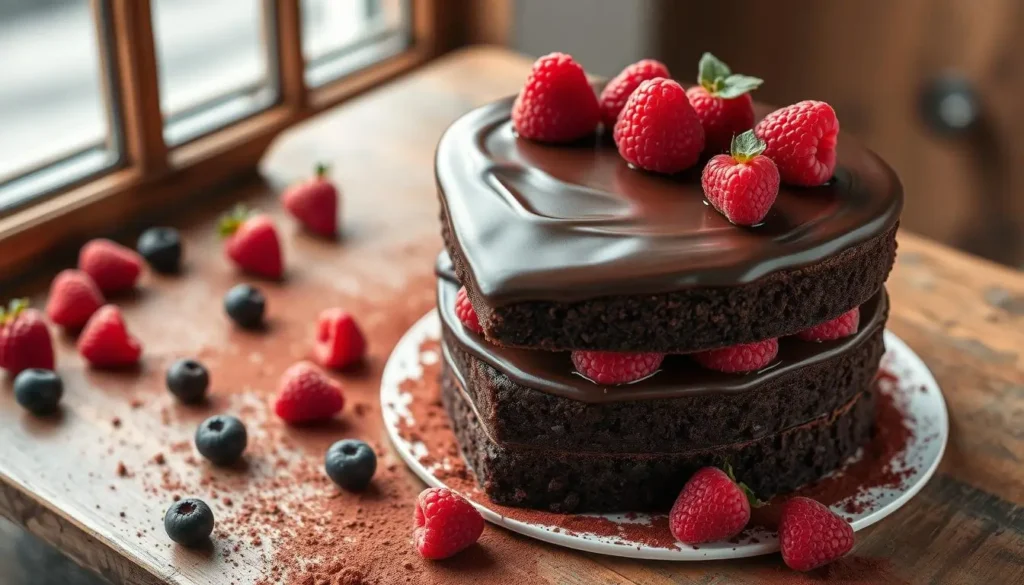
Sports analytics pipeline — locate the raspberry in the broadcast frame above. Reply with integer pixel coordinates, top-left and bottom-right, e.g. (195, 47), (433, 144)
(0, 300), (54, 375)
(755, 100), (839, 186)
(614, 78), (705, 174)
(283, 163), (339, 237)
(219, 207), (284, 280)
(46, 269), (105, 329)
(454, 286), (482, 334)
(273, 361), (344, 424)
(512, 52), (600, 143)
(687, 53), (762, 153)
(314, 308), (366, 370)
(693, 338), (778, 373)
(796, 307), (860, 342)
(598, 59), (670, 127)
(669, 467), (752, 544)
(414, 487), (484, 559)
(77, 305), (142, 368)
(570, 350), (664, 385)
(701, 130), (780, 225)
(79, 239), (143, 294)
(779, 497), (855, 571)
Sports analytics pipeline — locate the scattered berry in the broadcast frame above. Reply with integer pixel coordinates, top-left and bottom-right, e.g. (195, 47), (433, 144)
(796, 307), (860, 342)
(512, 52), (600, 143)
(219, 207), (283, 280)
(314, 308), (366, 370)
(686, 52), (762, 153)
(136, 227), (182, 274)
(194, 415), (247, 465)
(164, 498), (215, 547)
(325, 439), (377, 491)
(571, 350), (664, 385)
(598, 58), (670, 127)
(166, 358), (210, 404)
(614, 77), (705, 174)
(78, 238), (143, 294)
(693, 338), (778, 373)
(273, 361), (345, 424)
(454, 286), (482, 334)
(46, 269), (104, 329)
(13, 368), (63, 416)
(0, 300), (54, 376)
(283, 163), (339, 237)
(414, 487), (484, 560)
(223, 283), (266, 329)
(755, 100), (839, 186)
(701, 130), (780, 225)
(77, 305), (142, 368)
(779, 496), (855, 571)
(669, 467), (752, 544)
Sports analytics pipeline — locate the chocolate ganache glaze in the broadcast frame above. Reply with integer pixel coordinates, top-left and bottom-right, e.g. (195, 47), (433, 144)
(436, 95), (903, 305)
(437, 253), (887, 403)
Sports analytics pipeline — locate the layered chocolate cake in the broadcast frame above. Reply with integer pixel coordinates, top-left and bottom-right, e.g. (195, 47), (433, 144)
(433, 58), (902, 513)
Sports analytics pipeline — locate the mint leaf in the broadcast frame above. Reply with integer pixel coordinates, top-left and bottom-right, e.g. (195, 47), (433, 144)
(731, 130), (766, 160)
(717, 74), (764, 99)
(698, 52), (731, 91)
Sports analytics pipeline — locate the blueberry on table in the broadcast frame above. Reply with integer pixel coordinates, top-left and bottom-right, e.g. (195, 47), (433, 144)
(223, 284), (265, 329)
(166, 358), (209, 404)
(164, 498), (214, 547)
(325, 439), (377, 491)
(136, 227), (182, 274)
(194, 415), (247, 465)
(13, 369), (63, 415)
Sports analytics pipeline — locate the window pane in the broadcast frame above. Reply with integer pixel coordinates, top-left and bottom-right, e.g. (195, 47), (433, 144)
(151, 0), (278, 145)
(0, 0), (119, 212)
(301, 0), (411, 88)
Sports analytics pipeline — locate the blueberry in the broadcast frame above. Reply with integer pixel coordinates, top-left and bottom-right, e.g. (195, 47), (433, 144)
(137, 227), (182, 274)
(164, 498), (214, 547)
(325, 439), (377, 491)
(194, 415), (247, 465)
(223, 284), (265, 329)
(13, 369), (63, 415)
(166, 358), (209, 404)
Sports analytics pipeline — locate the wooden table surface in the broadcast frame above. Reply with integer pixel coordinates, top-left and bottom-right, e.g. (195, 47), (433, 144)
(1, 47), (1022, 585)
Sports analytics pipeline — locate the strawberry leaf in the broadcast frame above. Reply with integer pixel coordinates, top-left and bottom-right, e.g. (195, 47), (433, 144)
(717, 74), (764, 99)
(698, 52), (731, 93)
(218, 205), (252, 237)
(730, 130), (766, 162)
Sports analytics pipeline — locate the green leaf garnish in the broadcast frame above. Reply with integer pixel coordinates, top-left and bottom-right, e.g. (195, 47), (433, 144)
(730, 130), (767, 162)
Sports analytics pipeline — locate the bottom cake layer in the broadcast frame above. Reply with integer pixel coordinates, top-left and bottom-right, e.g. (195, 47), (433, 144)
(442, 365), (876, 513)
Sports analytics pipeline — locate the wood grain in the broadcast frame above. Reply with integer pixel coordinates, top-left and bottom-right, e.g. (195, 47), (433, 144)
(1, 47), (1022, 585)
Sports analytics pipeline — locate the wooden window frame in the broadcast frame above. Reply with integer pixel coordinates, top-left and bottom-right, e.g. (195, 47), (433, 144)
(0, 0), (452, 279)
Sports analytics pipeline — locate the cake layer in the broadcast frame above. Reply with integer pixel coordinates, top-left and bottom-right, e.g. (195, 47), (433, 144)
(436, 94), (902, 353)
(442, 365), (876, 513)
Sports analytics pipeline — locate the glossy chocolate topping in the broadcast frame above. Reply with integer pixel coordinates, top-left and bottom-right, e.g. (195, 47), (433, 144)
(437, 254), (887, 403)
(436, 95), (903, 305)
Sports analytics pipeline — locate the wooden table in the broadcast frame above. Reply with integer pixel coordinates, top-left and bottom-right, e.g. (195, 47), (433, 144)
(1, 47), (1022, 585)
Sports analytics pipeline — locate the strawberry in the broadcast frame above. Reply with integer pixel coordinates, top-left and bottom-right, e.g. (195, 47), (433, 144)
(570, 350), (664, 385)
(614, 78), (705, 174)
(282, 163), (339, 237)
(454, 286), (482, 334)
(598, 59), (670, 127)
(796, 307), (860, 342)
(755, 100), (840, 187)
(686, 52), (762, 153)
(779, 497), (855, 571)
(414, 487), (484, 560)
(46, 269), (105, 329)
(512, 52), (600, 143)
(693, 338), (778, 373)
(701, 130), (780, 225)
(219, 206), (284, 280)
(77, 305), (142, 368)
(314, 308), (366, 370)
(669, 466), (755, 544)
(0, 300), (54, 375)
(273, 361), (344, 424)
(78, 239), (143, 294)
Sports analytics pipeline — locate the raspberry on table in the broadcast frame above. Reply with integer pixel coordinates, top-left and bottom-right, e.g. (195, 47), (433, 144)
(79, 238), (143, 294)
(693, 338), (778, 373)
(314, 308), (366, 370)
(414, 487), (484, 559)
(571, 350), (664, 385)
(779, 496), (855, 571)
(46, 269), (104, 329)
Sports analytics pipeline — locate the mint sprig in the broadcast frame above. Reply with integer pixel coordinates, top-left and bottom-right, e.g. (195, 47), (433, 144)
(698, 52), (763, 99)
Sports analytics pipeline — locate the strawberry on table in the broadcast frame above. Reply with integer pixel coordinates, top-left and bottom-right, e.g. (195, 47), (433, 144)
(686, 52), (763, 154)
(512, 52), (600, 143)
(669, 466), (755, 544)
(0, 299), (55, 376)
(273, 361), (345, 424)
(77, 305), (142, 368)
(46, 269), (105, 329)
(614, 77), (705, 174)
(701, 130), (780, 226)
(79, 239), (143, 294)
(314, 308), (366, 370)
(219, 206), (284, 280)
(796, 307), (860, 342)
(779, 496), (855, 571)
(693, 338), (778, 373)
(598, 59), (670, 128)
(282, 163), (339, 238)
(414, 487), (484, 560)
(571, 350), (664, 385)
(755, 100), (840, 186)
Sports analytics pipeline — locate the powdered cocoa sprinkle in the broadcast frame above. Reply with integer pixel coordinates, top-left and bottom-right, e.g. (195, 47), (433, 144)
(111, 417), (122, 428)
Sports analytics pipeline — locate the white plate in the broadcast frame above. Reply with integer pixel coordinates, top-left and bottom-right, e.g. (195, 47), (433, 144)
(381, 310), (948, 560)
